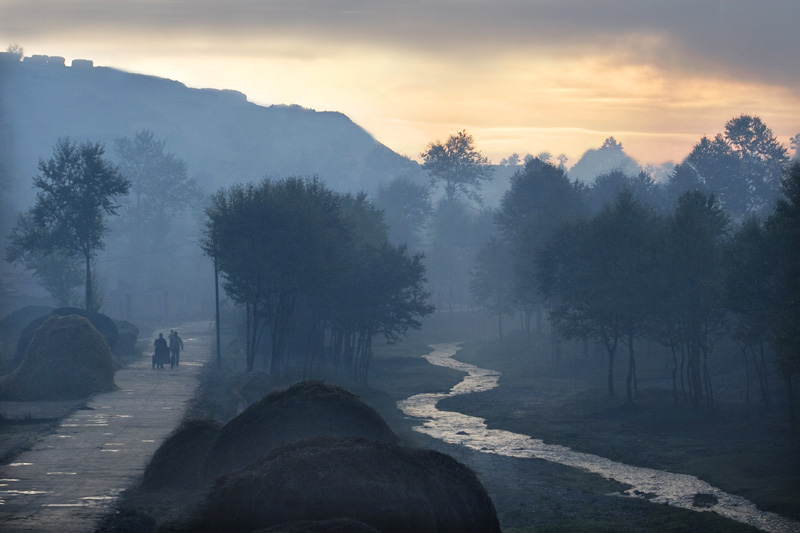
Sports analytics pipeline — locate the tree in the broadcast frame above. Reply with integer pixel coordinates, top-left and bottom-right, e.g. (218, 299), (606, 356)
(5, 43), (23, 58)
(683, 115), (789, 220)
(374, 176), (432, 250)
(420, 130), (493, 204)
(470, 237), (514, 340)
(588, 169), (664, 212)
(790, 133), (800, 161)
(6, 138), (130, 311)
(114, 130), (202, 240)
(766, 162), (800, 428)
(496, 158), (586, 337)
(660, 191), (730, 408)
(722, 217), (774, 404)
(203, 176), (349, 374)
(537, 191), (659, 399)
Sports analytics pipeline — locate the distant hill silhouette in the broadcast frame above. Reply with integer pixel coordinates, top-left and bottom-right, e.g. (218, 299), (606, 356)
(0, 53), (420, 208)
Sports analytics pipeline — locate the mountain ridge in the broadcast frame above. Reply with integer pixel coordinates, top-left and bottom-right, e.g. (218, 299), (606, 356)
(0, 53), (419, 208)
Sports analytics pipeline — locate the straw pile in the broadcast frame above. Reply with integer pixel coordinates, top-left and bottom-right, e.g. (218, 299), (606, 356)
(14, 307), (119, 368)
(113, 320), (140, 357)
(190, 437), (501, 533)
(0, 306), (52, 374)
(141, 418), (222, 490)
(0, 314), (116, 400)
(203, 381), (397, 480)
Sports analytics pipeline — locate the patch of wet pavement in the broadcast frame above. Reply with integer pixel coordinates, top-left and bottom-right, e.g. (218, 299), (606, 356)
(0, 321), (211, 532)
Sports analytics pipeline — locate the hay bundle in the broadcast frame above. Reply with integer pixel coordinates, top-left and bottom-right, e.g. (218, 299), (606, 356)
(230, 369), (277, 409)
(14, 307), (119, 367)
(140, 418), (223, 490)
(203, 381), (397, 480)
(191, 437), (500, 533)
(0, 314), (116, 400)
(113, 320), (140, 357)
(0, 306), (52, 374)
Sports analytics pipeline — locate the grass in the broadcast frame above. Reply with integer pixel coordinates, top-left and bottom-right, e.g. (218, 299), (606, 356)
(437, 326), (800, 523)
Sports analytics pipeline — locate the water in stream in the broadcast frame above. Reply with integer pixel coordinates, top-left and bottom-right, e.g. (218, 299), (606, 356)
(397, 343), (799, 533)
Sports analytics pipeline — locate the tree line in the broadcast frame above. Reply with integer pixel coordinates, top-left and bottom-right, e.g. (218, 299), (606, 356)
(201, 177), (433, 382)
(5, 134), (433, 383)
(466, 117), (798, 428)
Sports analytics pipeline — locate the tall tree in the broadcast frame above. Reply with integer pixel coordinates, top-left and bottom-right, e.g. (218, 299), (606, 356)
(766, 162), (800, 428)
(420, 130), (493, 204)
(6, 138), (130, 310)
(722, 216), (774, 404)
(203, 176), (348, 374)
(537, 191), (658, 398)
(374, 176), (432, 250)
(470, 237), (514, 340)
(114, 130), (202, 240)
(662, 191), (730, 407)
(683, 115), (789, 220)
(496, 158), (586, 337)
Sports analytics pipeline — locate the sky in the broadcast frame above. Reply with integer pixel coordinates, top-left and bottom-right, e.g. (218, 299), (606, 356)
(2, 0), (799, 167)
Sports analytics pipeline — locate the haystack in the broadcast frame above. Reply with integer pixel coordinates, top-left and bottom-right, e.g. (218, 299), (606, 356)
(190, 437), (501, 533)
(203, 381), (397, 480)
(230, 369), (277, 410)
(140, 418), (222, 490)
(14, 307), (119, 368)
(113, 320), (140, 357)
(0, 306), (52, 374)
(0, 314), (116, 400)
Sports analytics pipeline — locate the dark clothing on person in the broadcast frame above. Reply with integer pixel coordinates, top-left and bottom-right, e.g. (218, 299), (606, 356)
(169, 332), (184, 366)
(153, 335), (169, 368)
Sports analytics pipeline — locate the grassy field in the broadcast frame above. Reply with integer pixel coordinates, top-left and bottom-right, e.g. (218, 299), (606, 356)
(413, 313), (800, 528)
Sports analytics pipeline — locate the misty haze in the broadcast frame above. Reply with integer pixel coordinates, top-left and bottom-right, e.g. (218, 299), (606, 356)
(1, 4), (800, 531)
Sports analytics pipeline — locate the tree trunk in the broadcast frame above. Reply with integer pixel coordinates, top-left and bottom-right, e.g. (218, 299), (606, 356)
(626, 333), (637, 403)
(84, 250), (93, 311)
(606, 338), (617, 397)
(671, 342), (679, 404)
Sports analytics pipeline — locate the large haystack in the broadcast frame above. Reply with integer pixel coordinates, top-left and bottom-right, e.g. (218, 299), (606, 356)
(14, 307), (119, 368)
(203, 381), (397, 480)
(0, 306), (52, 374)
(0, 314), (116, 400)
(141, 418), (222, 490)
(190, 437), (501, 533)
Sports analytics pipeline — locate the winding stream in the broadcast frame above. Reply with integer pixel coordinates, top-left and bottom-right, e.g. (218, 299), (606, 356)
(397, 343), (799, 533)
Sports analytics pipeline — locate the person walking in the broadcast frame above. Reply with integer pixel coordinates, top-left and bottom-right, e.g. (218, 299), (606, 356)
(169, 330), (184, 367)
(153, 333), (169, 369)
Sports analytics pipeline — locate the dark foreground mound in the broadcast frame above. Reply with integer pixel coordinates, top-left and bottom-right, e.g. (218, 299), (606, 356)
(141, 418), (223, 490)
(14, 307), (120, 368)
(0, 314), (116, 400)
(190, 437), (500, 533)
(256, 518), (379, 532)
(203, 381), (397, 479)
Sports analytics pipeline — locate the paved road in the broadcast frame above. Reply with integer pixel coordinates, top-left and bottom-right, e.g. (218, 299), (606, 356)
(0, 321), (211, 532)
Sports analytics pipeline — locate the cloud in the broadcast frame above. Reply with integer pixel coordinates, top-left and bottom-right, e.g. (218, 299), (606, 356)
(2, 0), (798, 86)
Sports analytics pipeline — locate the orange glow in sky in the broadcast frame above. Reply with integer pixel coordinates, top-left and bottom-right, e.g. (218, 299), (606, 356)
(2, 1), (799, 167)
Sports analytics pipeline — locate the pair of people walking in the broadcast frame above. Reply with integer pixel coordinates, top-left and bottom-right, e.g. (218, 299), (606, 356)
(152, 329), (183, 369)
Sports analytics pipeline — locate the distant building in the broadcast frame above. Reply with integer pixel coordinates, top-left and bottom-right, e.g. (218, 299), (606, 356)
(71, 59), (94, 69)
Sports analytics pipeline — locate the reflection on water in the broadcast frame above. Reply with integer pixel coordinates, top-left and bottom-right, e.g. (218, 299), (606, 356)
(397, 343), (799, 533)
